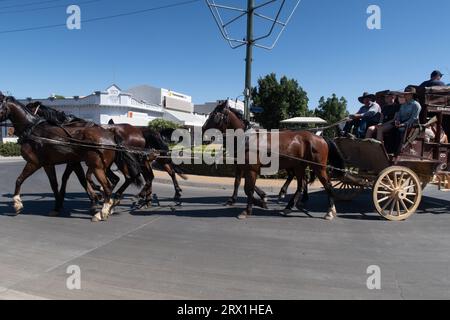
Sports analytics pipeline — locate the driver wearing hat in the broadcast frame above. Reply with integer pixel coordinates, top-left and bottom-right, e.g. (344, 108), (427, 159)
(342, 92), (382, 138)
(420, 70), (446, 87)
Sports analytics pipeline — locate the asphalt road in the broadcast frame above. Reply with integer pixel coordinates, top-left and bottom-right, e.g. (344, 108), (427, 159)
(0, 160), (450, 300)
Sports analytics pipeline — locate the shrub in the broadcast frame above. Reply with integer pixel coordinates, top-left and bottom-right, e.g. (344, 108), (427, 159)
(148, 119), (180, 131)
(0, 142), (21, 157)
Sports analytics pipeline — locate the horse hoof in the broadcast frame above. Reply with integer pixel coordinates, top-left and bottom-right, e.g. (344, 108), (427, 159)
(225, 200), (236, 206)
(237, 211), (248, 220)
(49, 210), (60, 217)
(13, 200), (24, 214)
(282, 208), (292, 216)
(324, 212), (336, 221)
(91, 213), (102, 222)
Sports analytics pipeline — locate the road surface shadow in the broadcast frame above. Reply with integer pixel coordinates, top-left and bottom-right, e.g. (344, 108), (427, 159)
(1, 190), (449, 221)
(0, 192), (93, 219)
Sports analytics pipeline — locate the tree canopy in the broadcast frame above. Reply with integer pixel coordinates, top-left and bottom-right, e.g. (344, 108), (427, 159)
(251, 73), (309, 129)
(314, 94), (349, 137)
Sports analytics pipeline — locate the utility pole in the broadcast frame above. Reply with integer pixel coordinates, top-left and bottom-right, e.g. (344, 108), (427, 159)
(206, 0), (302, 121)
(244, 0), (254, 120)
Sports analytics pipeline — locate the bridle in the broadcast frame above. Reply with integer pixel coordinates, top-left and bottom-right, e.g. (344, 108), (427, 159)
(212, 107), (230, 128)
(0, 99), (10, 122)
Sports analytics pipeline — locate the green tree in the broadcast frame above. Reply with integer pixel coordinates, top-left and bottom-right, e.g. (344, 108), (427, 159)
(314, 94), (349, 138)
(252, 73), (309, 129)
(148, 118), (180, 131)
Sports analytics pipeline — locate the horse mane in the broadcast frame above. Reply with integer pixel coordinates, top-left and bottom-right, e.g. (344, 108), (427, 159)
(6, 96), (26, 108)
(26, 102), (76, 125)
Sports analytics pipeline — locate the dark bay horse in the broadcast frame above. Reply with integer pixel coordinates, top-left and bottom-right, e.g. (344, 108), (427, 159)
(202, 101), (344, 220)
(0, 97), (140, 222)
(26, 102), (186, 207)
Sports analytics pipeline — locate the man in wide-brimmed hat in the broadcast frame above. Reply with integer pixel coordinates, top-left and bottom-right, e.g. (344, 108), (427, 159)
(342, 92), (382, 138)
(365, 91), (400, 141)
(391, 86), (422, 157)
(420, 70), (446, 87)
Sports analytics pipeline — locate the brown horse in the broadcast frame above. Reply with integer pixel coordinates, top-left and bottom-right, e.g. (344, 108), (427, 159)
(0, 96), (141, 222)
(202, 101), (344, 220)
(25, 102), (186, 207)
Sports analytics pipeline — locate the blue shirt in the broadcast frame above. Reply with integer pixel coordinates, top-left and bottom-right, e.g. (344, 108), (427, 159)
(395, 100), (421, 127)
(357, 101), (381, 122)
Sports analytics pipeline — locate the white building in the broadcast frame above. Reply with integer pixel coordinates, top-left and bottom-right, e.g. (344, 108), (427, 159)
(14, 84), (207, 128)
(127, 85), (206, 127)
(1, 84), (209, 143)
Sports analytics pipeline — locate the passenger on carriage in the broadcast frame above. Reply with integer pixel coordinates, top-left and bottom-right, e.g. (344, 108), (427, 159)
(342, 92), (381, 138)
(425, 123), (448, 144)
(365, 92), (400, 140)
(391, 87), (422, 156)
(419, 70), (446, 87)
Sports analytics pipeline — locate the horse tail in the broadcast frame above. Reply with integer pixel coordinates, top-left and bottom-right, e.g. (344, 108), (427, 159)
(113, 135), (143, 188)
(325, 137), (345, 178)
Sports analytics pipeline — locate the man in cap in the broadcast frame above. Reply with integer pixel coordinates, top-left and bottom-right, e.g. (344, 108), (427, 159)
(420, 70), (446, 87)
(342, 92), (382, 138)
(392, 86), (422, 157)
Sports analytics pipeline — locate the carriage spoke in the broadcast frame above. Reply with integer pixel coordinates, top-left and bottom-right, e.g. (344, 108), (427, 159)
(401, 177), (412, 189)
(380, 182), (393, 191)
(382, 197), (394, 211)
(386, 175), (396, 189)
(400, 199), (409, 212)
(398, 172), (405, 186)
(388, 200), (396, 216)
(374, 167), (422, 221)
(396, 201), (401, 216)
(377, 196), (391, 204)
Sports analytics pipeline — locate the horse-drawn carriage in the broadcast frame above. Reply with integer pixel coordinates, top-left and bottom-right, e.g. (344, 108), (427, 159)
(331, 86), (450, 221)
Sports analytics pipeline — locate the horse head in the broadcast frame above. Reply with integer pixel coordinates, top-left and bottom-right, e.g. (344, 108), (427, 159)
(202, 100), (232, 133)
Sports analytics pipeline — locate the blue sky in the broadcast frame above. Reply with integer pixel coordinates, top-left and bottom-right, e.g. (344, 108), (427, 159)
(0, 0), (449, 113)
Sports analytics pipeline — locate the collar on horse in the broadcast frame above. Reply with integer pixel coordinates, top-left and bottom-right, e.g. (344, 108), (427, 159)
(17, 118), (47, 144)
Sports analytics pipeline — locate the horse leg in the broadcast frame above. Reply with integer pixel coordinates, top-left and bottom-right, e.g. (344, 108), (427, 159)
(164, 163), (182, 204)
(106, 167), (121, 191)
(226, 168), (242, 206)
(83, 168), (101, 214)
(13, 162), (40, 215)
(43, 166), (63, 216)
(91, 168), (113, 222)
(315, 166), (337, 220)
(59, 164), (74, 209)
(283, 167), (305, 215)
(279, 170), (295, 201)
(238, 169), (257, 220)
(300, 178), (309, 204)
(138, 166), (154, 208)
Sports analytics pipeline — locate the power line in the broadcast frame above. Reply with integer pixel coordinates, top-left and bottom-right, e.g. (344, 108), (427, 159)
(0, 0), (101, 16)
(0, 0), (63, 10)
(0, 0), (202, 35)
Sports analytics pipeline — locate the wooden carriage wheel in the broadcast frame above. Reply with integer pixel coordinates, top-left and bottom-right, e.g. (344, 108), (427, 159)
(373, 166), (422, 221)
(331, 179), (364, 201)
